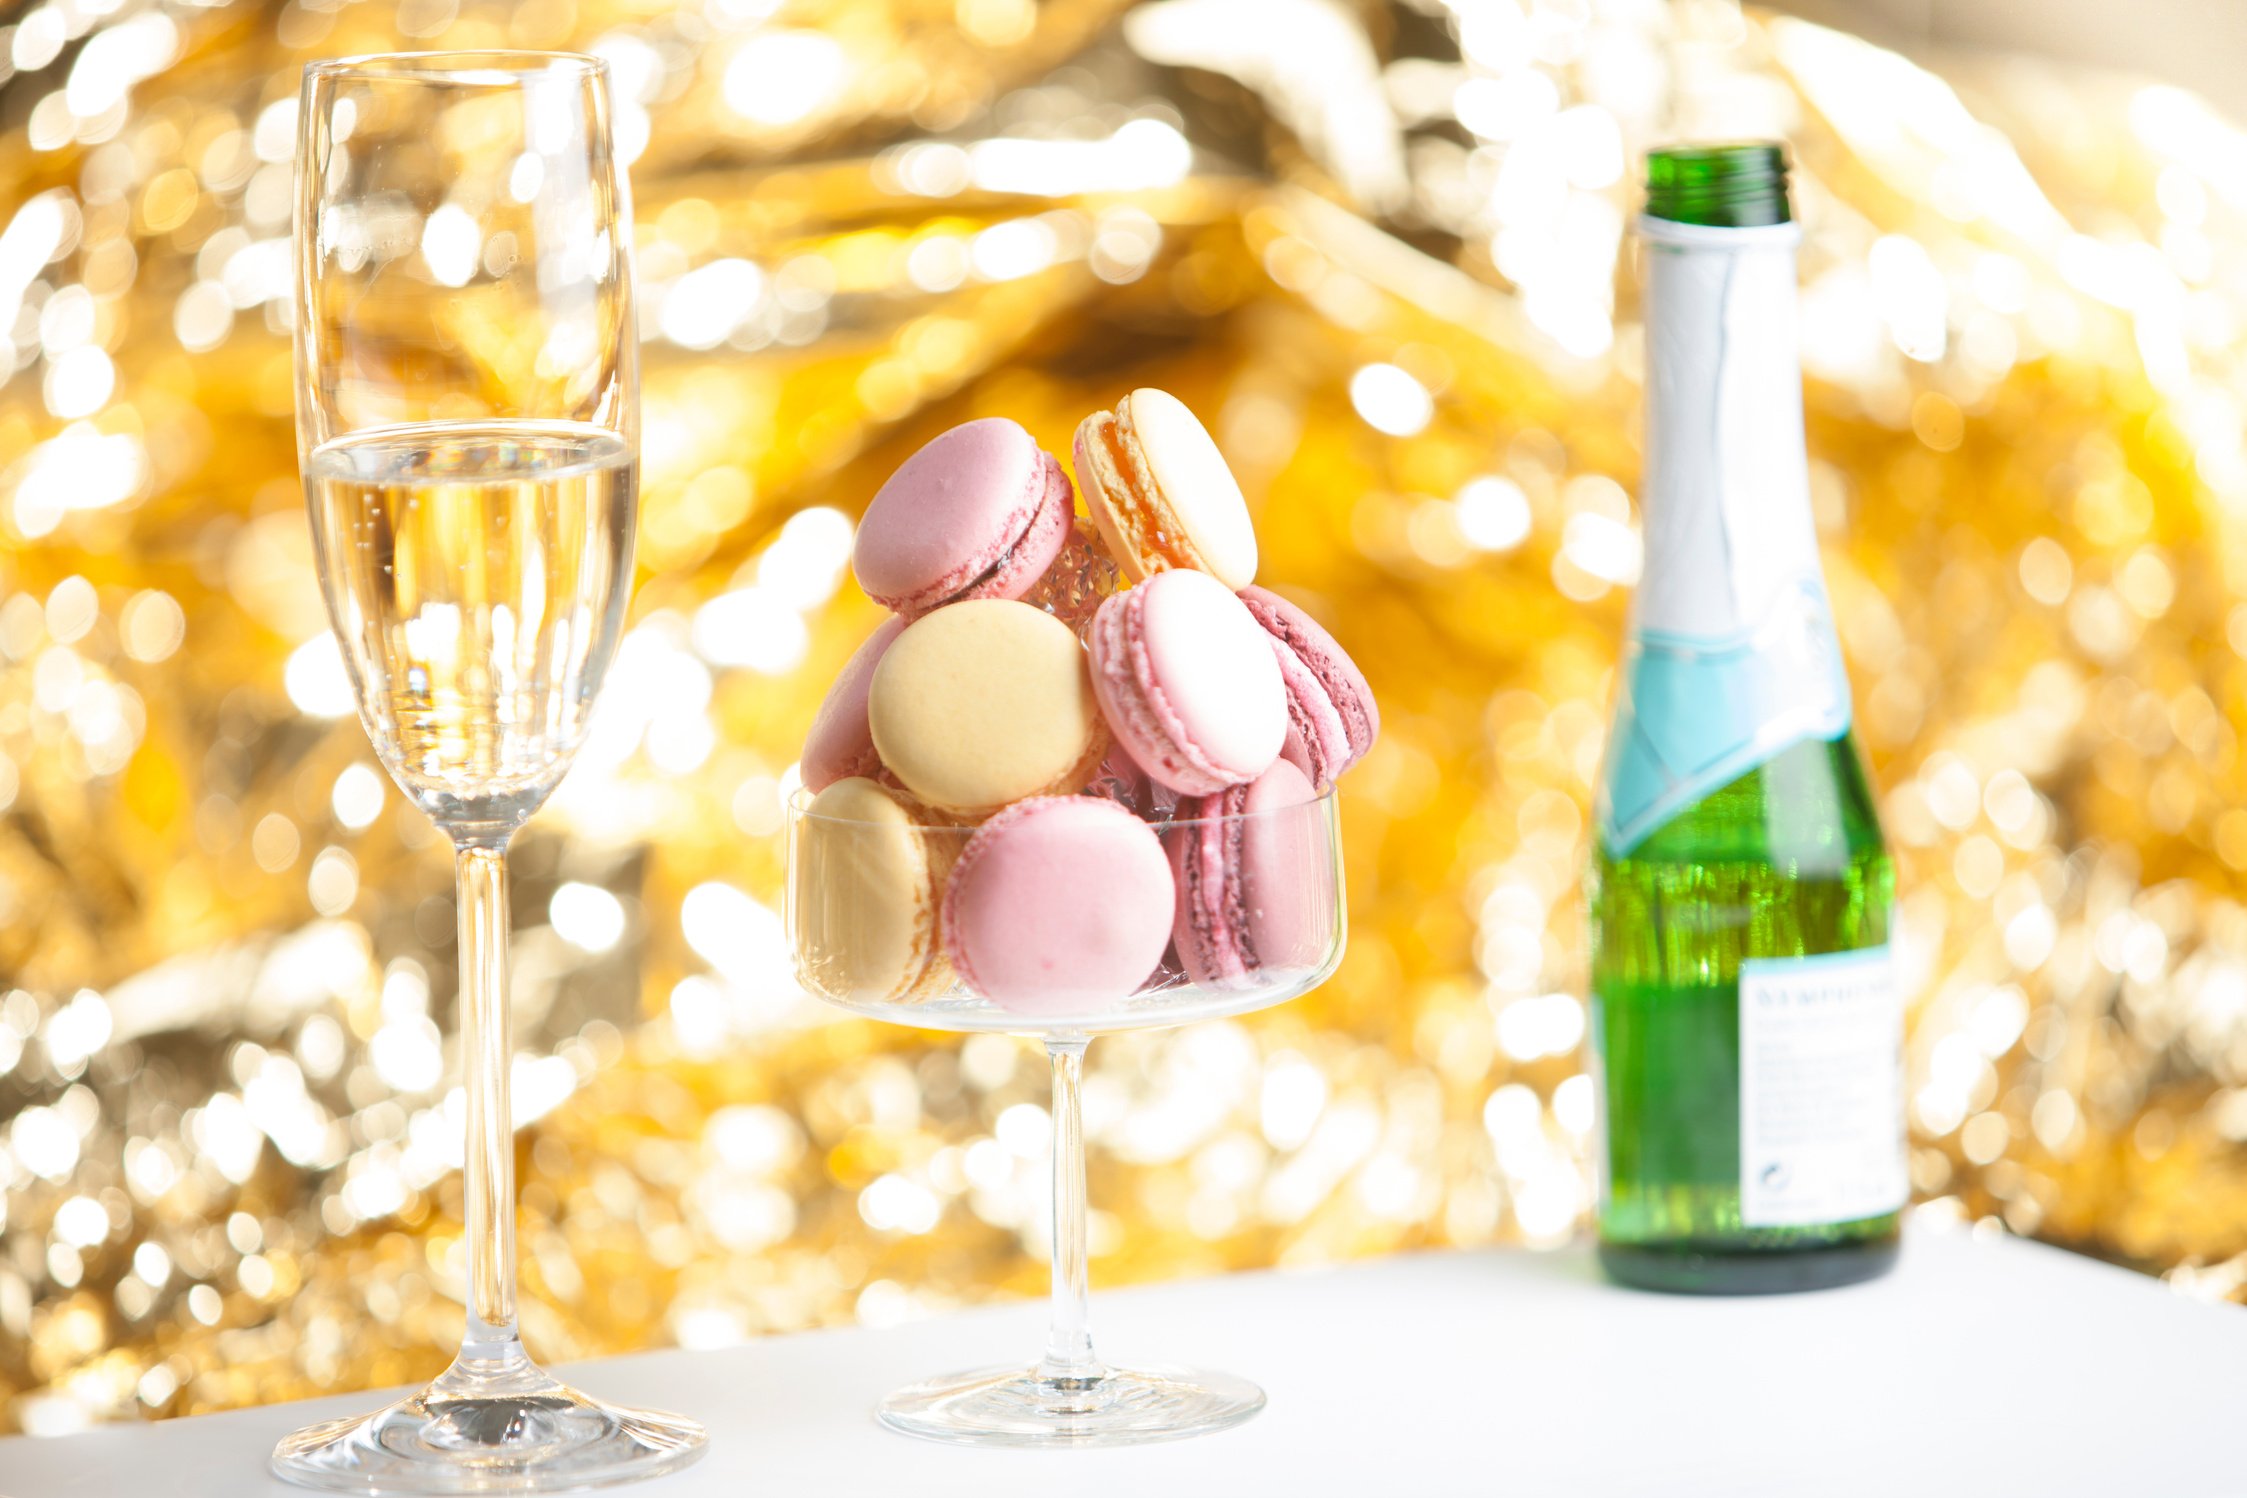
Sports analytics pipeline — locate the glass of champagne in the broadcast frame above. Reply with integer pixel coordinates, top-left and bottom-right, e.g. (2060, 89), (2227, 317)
(275, 52), (704, 1492)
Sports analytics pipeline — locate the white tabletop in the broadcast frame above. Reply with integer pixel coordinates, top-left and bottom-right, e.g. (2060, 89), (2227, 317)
(3, 1227), (2239, 1498)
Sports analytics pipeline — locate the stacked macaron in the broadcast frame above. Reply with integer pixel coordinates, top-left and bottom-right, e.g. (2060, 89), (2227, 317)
(794, 395), (1379, 1017)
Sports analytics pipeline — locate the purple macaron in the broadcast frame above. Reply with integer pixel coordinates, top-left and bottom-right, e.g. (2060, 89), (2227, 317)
(801, 615), (905, 793)
(852, 418), (1075, 617)
(1238, 586), (1379, 790)
(1087, 568), (1287, 796)
(1170, 758), (1336, 988)
(942, 796), (1175, 1016)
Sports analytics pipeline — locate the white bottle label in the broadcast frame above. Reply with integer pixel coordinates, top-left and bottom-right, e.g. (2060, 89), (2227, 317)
(1598, 218), (1853, 855)
(1737, 945), (1906, 1228)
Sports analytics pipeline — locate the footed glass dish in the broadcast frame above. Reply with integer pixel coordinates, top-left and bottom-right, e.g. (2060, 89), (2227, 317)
(787, 785), (1345, 1447)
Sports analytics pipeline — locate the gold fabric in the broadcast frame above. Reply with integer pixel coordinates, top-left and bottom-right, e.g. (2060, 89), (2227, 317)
(2, 0), (2245, 1432)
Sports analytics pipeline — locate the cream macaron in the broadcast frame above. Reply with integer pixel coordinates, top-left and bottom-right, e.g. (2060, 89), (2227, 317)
(1074, 388), (1259, 590)
(867, 599), (1107, 817)
(791, 776), (951, 1005)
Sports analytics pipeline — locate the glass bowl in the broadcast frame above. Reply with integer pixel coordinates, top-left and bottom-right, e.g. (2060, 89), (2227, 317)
(786, 783), (1345, 1447)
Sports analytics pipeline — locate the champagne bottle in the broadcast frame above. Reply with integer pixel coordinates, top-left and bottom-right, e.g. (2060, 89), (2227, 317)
(1588, 143), (1905, 1293)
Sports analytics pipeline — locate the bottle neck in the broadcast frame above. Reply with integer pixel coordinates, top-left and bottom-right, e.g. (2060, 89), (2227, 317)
(1634, 217), (1822, 644)
(1597, 216), (1854, 855)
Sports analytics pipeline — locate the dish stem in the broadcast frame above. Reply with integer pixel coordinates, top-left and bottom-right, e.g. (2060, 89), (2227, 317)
(1038, 1036), (1105, 1387)
(870, 1026), (1264, 1445)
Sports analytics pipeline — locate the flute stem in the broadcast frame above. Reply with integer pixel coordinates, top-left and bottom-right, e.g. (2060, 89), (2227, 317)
(454, 837), (521, 1361)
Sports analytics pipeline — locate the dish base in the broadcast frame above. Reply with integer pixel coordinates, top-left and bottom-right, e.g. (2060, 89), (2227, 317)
(875, 1363), (1265, 1448)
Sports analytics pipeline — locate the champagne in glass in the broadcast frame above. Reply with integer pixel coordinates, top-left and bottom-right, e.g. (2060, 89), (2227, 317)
(276, 53), (703, 1492)
(305, 420), (635, 831)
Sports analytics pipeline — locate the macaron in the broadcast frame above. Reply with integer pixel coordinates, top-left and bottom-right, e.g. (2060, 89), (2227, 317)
(1075, 388), (1258, 589)
(853, 418), (1075, 617)
(868, 599), (1105, 817)
(1238, 586), (1380, 790)
(1087, 567), (1286, 796)
(801, 615), (906, 792)
(1170, 758), (1336, 988)
(943, 796), (1175, 1015)
(792, 777), (951, 1005)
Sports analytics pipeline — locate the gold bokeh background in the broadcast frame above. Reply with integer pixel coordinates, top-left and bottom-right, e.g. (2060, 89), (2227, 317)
(5, 0), (2247, 1433)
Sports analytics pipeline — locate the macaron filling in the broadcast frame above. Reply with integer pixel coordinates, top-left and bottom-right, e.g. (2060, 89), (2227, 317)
(1076, 409), (1162, 582)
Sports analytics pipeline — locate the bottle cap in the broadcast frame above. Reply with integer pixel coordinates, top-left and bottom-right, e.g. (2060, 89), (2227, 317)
(1644, 142), (1792, 228)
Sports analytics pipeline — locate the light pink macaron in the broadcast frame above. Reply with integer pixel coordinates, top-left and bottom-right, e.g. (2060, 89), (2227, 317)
(1087, 568), (1287, 796)
(1170, 758), (1336, 988)
(1238, 586), (1379, 790)
(801, 616), (905, 792)
(942, 795), (1174, 1016)
(852, 418), (1074, 617)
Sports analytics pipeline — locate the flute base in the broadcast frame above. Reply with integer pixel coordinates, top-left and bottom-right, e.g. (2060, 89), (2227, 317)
(270, 1348), (706, 1494)
(875, 1363), (1264, 1448)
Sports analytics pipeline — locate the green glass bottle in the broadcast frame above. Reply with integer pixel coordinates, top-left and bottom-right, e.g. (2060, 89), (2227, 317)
(1588, 144), (1904, 1294)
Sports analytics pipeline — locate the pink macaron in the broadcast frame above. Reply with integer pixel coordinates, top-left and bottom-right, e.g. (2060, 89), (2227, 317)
(1171, 758), (1336, 988)
(1238, 586), (1379, 790)
(852, 418), (1075, 617)
(801, 616), (905, 792)
(1087, 568), (1286, 796)
(942, 795), (1175, 1016)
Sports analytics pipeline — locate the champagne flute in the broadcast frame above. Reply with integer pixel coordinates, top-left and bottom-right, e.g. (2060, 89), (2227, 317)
(276, 52), (704, 1492)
